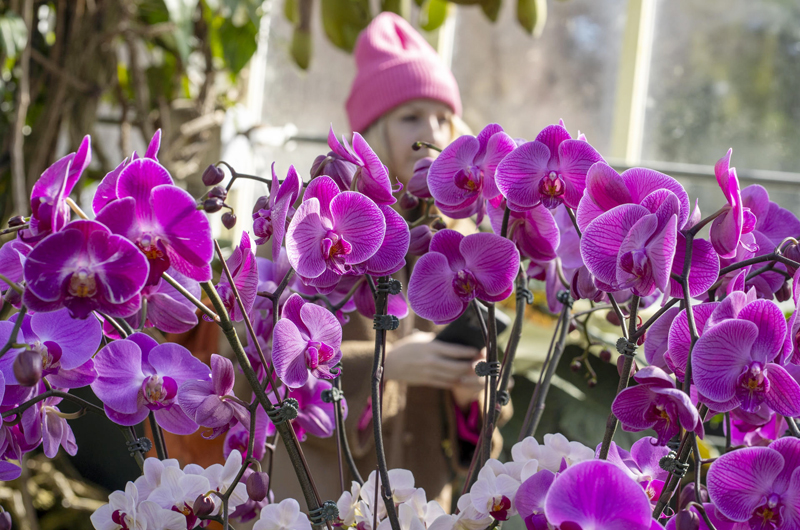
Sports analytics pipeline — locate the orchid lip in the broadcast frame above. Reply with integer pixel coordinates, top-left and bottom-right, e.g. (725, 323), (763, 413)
(736, 362), (769, 412)
(138, 234), (165, 260)
(68, 268), (97, 298)
(452, 269), (479, 302)
(142, 374), (178, 409)
(454, 166), (483, 192)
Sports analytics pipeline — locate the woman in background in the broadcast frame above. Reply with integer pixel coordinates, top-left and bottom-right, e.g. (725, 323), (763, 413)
(269, 12), (508, 511)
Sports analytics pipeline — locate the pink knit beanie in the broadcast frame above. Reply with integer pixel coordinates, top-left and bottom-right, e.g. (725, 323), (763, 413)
(346, 12), (462, 133)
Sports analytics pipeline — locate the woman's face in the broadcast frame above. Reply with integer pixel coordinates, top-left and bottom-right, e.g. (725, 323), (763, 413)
(383, 99), (454, 186)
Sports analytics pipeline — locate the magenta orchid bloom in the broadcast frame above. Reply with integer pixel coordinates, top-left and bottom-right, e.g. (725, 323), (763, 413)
(487, 200), (559, 263)
(20, 394), (78, 458)
(581, 196), (679, 297)
(543, 460), (659, 530)
(707, 437), (800, 530)
(611, 366), (703, 446)
(224, 406), (270, 462)
(328, 126), (396, 205)
(575, 163), (691, 232)
(407, 230), (520, 325)
(265, 378), (347, 442)
(252, 163), (303, 258)
(91, 333), (210, 434)
(727, 406), (787, 447)
(272, 294), (343, 388)
(0, 240), (31, 302)
(496, 122), (603, 211)
(408, 157), (433, 199)
(427, 124), (516, 221)
(600, 437), (670, 504)
(643, 306), (680, 372)
(515, 469), (556, 530)
(710, 149), (755, 259)
(20, 136), (91, 245)
(23, 219), (149, 319)
(215, 231), (259, 322)
(92, 130), (162, 214)
(178, 354), (250, 438)
(286, 176), (386, 292)
(365, 204), (411, 277)
(311, 150), (357, 192)
(0, 308), (100, 388)
(95, 157), (213, 284)
(666, 299), (725, 381)
(692, 297), (800, 415)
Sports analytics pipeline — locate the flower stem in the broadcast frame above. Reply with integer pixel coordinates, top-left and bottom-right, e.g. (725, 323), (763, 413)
(334, 376), (363, 485)
(480, 303), (499, 465)
(598, 295), (639, 460)
(0, 305), (27, 360)
(148, 411), (168, 460)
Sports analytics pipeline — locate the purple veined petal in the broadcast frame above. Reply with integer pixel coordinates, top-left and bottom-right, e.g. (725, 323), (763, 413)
(42, 410), (65, 457)
(475, 123), (505, 154)
(633, 365), (676, 389)
(644, 214), (678, 295)
(330, 192), (386, 265)
(177, 380), (216, 420)
(47, 359), (97, 388)
(303, 175), (340, 220)
(667, 235), (719, 299)
(576, 163), (632, 231)
(93, 158), (127, 214)
(365, 205), (409, 275)
(104, 404), (149, 427)
(557, 139), (604, 208)
(757, 201), (800, 247)
(91, 340), (146, 414)
(407, 252), (466, 325)
(429, 229), (467, 272)
(387, 291), (409, 319)
(154, 404), (199, 435)
(148, 343), (210, 385)
(0, 461), (21, 481)
(211, 354), (236, 396)
(23, 228), (84, 302)
(622, 168), (691, 230)
(286, 199), (328, 279)
(616, 213), (659, 293)
(707, 291), (750, 328)
(436, 197), (483, 221)
(639, 190), (680, 233)
(707, 446), (783, 522)
(516, 470), (556, 522)
(90, 230), (150, 304)
(715, 148), (733, 200)
(666, 302), (718, 380)
(427, 135), (481, 207)
(534, 124), (572, 162)
(657, 387), (702, 437)
(227, 231), (259, 321)
(29, 155), (71, 224)
(300, 303), (342, 348)
(273, 319), (311, 388)
(275, 164), (303, 205)
(352, 133), (396, 206)
(581, 204), (648, 288)
(515, 206), (560, 262)
(280, 293), (310, 334)
(460, 233), (520, 298)
(710, 207), (742, 259)
(478, 131), (517, 200)
(612, 385), (658, 431)
(767, 437), (800, 496)
(763, 363), (800, 417)
(20, 290), (69, 315)
(126, 333), (159, 372)
(630, 437), (671, 483)
(145, 292), (198, 333)
(736, 300), (787, 364)
(116, 158), (173, 223)
(145, 129), (161, 160)
(495, 140), (550, 211)
(692, 319), (758, 403)
(0, 240), (30, 291)
(30, 308), (102, 370)
(741, 184), (770, 221)
(151, 185), (213, 282)
(95, 196), (139, 242)
(644, 307), (680, 371)
(544, 460), (653, 530)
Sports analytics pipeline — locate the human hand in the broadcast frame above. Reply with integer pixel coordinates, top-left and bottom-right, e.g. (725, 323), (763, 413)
(384, 331), (482, 389)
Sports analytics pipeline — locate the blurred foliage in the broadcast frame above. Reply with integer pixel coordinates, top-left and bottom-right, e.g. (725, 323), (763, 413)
(0, 0), (263, 225)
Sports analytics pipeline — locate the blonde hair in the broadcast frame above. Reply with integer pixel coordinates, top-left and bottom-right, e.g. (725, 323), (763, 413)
(361, 113), (472, 175)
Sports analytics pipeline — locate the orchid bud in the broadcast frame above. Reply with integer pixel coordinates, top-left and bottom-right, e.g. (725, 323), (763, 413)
(400, 193), (419, 210)
(674, 509), (700, 530)
(311, 152), (356, 190)
(0, 510), (10, 530)
(14, 350), (42, 386)
(203, 198), (224, 213)
(587, 377), (597, 388)
(570, 266), (603, 303)
(8, 216), (25, 228)
(570, 358), (581, 372)
(3, 288), (21, 308)
(202, 165), (225, 186)
(193, 494), (215, 517)
(246, 471), (270, 502)
(222, 212), (237, 229)
(253, 195), (269, 212)
(606, 310), (621, 327)
(408, 157), (433, 198)
(599, 349), (612, 363)
(776, 281), (792, 303)
(432, 218), (447, 230)
(783, 244), (800, 275)
(408, 225), (433, 256)
(208, 185), (228, 200)
(678, 483), (708, 511)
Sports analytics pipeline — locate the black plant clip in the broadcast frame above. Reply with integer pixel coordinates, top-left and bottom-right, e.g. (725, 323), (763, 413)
(321, 387), (343, 404)
(127, 437), (153, 457)
(267, 398), (299, 426)
(517, 284), (534, 305)
(309, 500), (339, 525)
(373, 314), (399, 331)
(616, 337), (638, 358)
(377, 278), (402, 295)
(557, 290), (573, 308)
(475, 360), (501, 377)
(659, 451), (689, 477)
